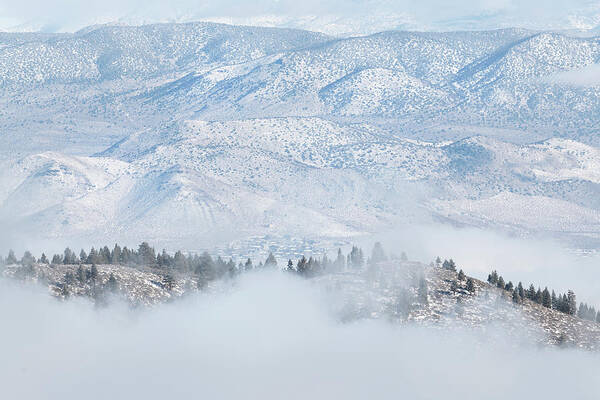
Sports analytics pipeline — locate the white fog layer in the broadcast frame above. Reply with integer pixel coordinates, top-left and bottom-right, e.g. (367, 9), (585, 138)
(2, 273), (599, 400)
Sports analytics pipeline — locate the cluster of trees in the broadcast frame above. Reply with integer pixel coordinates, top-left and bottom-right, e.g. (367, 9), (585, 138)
(434, 257), (457, 272)
(487, 270), (600, 323)
(2, 242), (389, 289)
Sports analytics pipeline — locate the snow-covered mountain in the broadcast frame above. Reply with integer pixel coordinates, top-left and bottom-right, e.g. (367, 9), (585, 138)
(1, 22), (599, 251)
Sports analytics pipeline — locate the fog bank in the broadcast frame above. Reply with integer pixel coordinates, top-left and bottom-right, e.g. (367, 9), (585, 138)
(1, 271), (599, 399)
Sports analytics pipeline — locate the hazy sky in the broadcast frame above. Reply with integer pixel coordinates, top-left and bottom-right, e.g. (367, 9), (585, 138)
(0, 0), (598, 33)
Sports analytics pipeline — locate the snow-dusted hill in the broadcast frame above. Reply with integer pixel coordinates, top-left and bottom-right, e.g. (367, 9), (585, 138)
(4, 259), (599, 350)
(1, 22), (600, 251)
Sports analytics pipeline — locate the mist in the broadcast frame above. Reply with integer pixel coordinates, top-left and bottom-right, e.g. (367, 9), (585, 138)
(369, 224), (600, 306)
(1, 271), (599, 399)
(0, 0), (597, 32)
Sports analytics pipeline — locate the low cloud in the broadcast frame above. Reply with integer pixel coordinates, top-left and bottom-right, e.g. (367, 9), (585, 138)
(543, 64), (600, 87)
(1, 271), (599, 399)
(0, 0), (597, 32)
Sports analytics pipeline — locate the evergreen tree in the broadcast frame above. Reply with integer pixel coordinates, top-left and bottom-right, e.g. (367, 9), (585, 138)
(162, 273), (175, 291)
(90, 264), (98, 283)
(542, 287), (551, 308)
(196, 252), (216, 282)
(466, 278), (475, 293)
(518, 282), (525, 299)
(496, 276), (505, 290)
(76, 265), (85, 284)
(173, 250), (186, 271)
(63, 247), (77, 264)
(244, 258), (253, 271)
(111, 244), (122, 265)
(450, 280), (458, 293)
(512, 288), (521, 304)
(596, 311), (600, 324)
(487, 270), (498, 285)
(527, 284), (536, 300)
(435, 256), (441, 267)
(226, 259), (237, 278)
(107, 273), (118, 293)
(567, 290), (577, 316)
(79, 249), (88, 264)
(64, 271), (74, 285)
(443, 259), (457, 271)
(335, 249), (345, 271)
(87, 247), (98, 264)
(297, 256), (307, 275)
(287, 259), (294, 272)
(370, 242), (387, 264)
(51, 254), (62, 265)
(40, 253), (49, 264)
(348, 246), (364, 269)
(535, 288), (543, 304)
(137, 242), (156, 265)
(265, 253), (277, 268)
(21, 251), (35, 266)
(551, 290), (557, 309)
(7, 249), (17, 265)
(457, 269), (466, 281)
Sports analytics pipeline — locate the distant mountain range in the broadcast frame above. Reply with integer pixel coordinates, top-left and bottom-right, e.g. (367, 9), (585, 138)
(1, 22), (599, 251)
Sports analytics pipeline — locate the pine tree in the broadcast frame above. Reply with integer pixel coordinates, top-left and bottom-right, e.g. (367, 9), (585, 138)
(335, 248), (345, 271)
(137, 242), (156, 265)
(40, 253), (49, 264)
(596, 311), (600, 324)
(90, 264), (98, 283)
(64, 271), (74, 285)
(496, 276), (505, 290)
(106, 273), (118, 293)
(111, 244), (122, 265)
(162, 273), (175, 291)
(457, 270), (466, 281)
(87, 247), (98, 264)
(535, 288), (543, 304)
(196, 252), (216, 282)
(265, 253), (277, 268)
(244, 258), (253, 271)
(63, 247), (76, 264)
(466, 278), (475, 293)
(450, 280), (458, 293)
(77, 265), (85, 284)
(443, 259), (457, 271)
(297, 256), (307, 275)
(6, 249), (17, 265)
(512, 288), (521, 304)
(79, 249), (88, 264)
(487, 270), (498, 285)
(518, 282), (525, 299)
(542, 287), (551, 308)
(287, 259), (294, 272)
(567, 290), (577, 316)
(21, 251), (35, 266)
(370, 242), (387, 264)
(527, 284), (536, 300)
(551, 290), (557, 309)
(435, 256), (441, 267)
(51, 254), (62, 265)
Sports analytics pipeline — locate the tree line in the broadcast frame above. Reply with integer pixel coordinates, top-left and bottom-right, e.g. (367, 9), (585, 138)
(487, 270), (600, 324)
